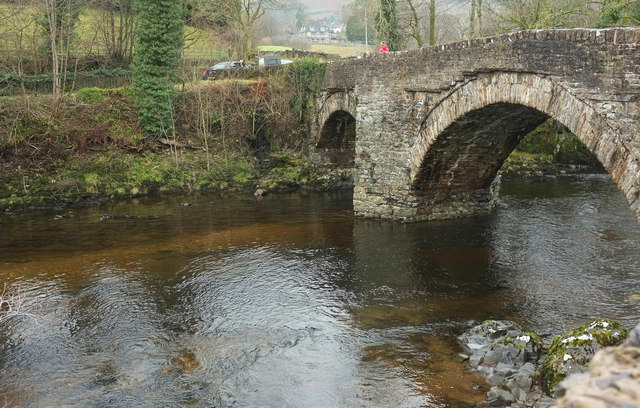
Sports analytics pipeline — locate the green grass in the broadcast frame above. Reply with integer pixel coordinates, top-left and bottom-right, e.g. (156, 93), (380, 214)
(308, 44), (368, 57)
(256, 43), (366, 58)
(257, 45), (293, 52)
(183, 26), (228, 61)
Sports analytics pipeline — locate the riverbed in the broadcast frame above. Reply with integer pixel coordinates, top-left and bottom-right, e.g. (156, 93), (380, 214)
(1, 174), (639, 407)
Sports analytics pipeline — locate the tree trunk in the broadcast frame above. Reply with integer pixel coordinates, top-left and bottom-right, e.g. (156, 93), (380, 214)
(470, 0), (476, 38)
(407, 0), (423, 47)
(477, 0), (483, 37)
(46, 1), (61, 111)
(429, 0), (436, 46)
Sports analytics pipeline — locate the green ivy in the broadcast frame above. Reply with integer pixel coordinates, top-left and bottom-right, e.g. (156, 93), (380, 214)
(595, 0), (640, 27)
(286, 58), (326, 119)
(131, 0), (184, 139)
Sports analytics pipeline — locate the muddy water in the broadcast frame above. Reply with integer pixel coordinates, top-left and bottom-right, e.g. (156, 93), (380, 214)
(1, 174), (639, 407)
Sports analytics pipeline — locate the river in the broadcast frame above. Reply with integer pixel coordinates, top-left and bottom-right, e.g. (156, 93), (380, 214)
(1, 174), (639, 407)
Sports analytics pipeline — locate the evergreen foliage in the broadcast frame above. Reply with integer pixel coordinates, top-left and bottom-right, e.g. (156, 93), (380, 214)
(376, 0), (402, 50)
(295, 8), (306, 31)
(131, 0), (184, 139)
(286, 59), (326, 119)
(595, 0), (640, 27)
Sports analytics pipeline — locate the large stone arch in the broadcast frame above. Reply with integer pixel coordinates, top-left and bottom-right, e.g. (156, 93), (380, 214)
(408, 72), (640, 221)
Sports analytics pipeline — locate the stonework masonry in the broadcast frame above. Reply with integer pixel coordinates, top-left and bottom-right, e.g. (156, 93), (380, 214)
(310, 28), (640, 222)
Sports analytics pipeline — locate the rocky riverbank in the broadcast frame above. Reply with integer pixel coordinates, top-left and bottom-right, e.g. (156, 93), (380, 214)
(0, 151), (601, 213)
(0, 64), (328, 212)
(457, 318), (633, 407)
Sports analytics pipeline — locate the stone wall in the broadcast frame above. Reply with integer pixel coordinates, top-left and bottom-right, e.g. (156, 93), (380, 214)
(313, 28), (640, 222)
(257, 49), (341, 61)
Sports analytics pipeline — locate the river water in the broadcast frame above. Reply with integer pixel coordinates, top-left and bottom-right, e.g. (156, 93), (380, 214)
(1, 174), (639, 407)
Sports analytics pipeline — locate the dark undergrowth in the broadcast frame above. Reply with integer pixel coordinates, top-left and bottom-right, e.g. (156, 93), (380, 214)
(0, 60), (332, 211)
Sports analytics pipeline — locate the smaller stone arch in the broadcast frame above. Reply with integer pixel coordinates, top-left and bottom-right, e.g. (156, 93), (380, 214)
(313, 110), (356, 169)
(318, 110), (356, 149)
(311, 90), (358, 170)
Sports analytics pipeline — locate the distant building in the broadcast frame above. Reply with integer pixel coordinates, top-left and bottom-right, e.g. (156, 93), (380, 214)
(299, 20), (345, 44)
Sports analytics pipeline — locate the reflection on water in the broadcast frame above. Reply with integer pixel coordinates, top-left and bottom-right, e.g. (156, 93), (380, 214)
(1, 176), (639, 407)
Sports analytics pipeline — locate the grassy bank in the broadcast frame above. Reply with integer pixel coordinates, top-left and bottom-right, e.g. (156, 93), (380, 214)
(0, 60), (336, 211)
(0, 145), (331, 211)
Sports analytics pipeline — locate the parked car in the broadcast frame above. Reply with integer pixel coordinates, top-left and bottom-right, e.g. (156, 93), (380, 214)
(202, 61), (246, 80)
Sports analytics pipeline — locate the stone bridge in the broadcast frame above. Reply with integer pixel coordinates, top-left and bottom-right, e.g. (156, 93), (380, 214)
(310, 28), (640, 223)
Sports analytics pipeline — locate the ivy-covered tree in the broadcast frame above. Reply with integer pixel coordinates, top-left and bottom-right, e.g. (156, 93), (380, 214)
(295, 7), (305, 31)
(131, 0), (184, 139)
(376, 0), (402, 50)
(595, 0), (640, 27)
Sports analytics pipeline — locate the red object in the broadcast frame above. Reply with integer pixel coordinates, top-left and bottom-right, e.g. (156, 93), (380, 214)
(378, 45), (390, 53)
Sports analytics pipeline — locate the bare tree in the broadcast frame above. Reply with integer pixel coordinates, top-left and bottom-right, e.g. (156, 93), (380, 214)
(216, 0), (291, 58)
(40, 0), (84, 110)
(343, 0), (378, 49)
(477, 0), (484, 36)
(0, 0), (38, 93)
(43, 0), (62, 106)
(429, 0), (436, 44)
(470, 0), (477, 36)
(93, 0), (136, 66)
(404, 0), (425, 47)
(395, 0), (462, 47)
(490, 0), (591, 30)
(469, 0), (486, 38)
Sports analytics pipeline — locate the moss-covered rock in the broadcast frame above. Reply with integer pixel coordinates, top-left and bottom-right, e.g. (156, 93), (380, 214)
(256, 153), (351, 193)
(539, 318), (629, 396)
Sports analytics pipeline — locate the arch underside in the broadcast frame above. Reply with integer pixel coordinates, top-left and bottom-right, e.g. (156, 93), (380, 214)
(413, 103), (548, 215)
(315, 110), (356, 169)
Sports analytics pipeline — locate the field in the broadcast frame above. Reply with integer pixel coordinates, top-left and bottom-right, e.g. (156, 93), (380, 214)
(258, 43), (369, 58)
(308, 43), (368, 57)
(257, 45), (293, 52)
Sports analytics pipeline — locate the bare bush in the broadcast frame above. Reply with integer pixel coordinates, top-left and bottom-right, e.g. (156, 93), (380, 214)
(177, 74), (301, 163)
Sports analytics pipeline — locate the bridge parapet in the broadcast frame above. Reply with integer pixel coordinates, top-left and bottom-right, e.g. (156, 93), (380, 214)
(315, 28), (640, 223)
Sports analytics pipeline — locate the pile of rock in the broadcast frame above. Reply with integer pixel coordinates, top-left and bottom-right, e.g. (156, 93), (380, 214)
(457, 318), (633, 407)
(457, 320), (543, 406)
